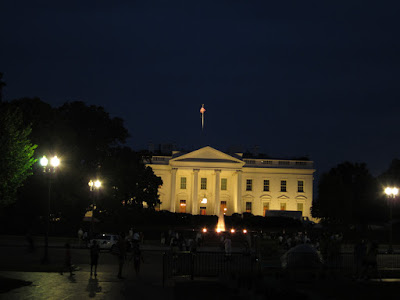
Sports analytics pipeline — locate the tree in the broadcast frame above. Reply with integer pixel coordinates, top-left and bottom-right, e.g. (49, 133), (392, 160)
(101, 148), (163, 211)
(313, 162), (380, 225)
(135, 166), (163, 210)
(0, 72), (6, 102)
(0, 104), (37, 207)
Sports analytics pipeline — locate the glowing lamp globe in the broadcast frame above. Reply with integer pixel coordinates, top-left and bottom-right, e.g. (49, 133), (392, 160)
(50, 156), (60, 167)
(40, 156), (48, 167)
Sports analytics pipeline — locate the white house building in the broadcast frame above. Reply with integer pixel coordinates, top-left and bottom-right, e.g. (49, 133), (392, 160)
(145, 146), (315, 219)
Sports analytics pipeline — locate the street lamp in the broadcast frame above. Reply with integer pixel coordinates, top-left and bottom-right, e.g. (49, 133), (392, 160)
(40, 155), (60, 264)
(88, 179), (101, 235)
(384, 187), (398, 254)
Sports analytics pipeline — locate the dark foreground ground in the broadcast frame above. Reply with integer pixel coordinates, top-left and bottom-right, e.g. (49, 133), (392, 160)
(1, 235), (400, 299)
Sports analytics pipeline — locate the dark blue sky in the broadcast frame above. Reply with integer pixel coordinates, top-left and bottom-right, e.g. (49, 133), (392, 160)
(1, 1), (400, 178)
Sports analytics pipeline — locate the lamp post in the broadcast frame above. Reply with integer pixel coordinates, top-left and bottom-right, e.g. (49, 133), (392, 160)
(40, 155), (60, 264)
(88, 179), (101, 236)
(384, 187), (398, 254)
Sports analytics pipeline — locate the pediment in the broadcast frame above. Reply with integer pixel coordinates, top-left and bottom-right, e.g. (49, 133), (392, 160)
(295, 195), (308, 200)
(260, 194), (272, 200)
(170, 146), (244, 165)
(277, 195), (290, 200)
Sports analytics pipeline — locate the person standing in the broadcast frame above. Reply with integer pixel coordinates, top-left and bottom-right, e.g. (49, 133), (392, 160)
(60, 243), (74, 276)
(132, 246), (144, 276)
(224, 235), (232, 261)
(78, 228), (83, 248)
(90, 240), (100, 277)
(117, 232), (127, 279)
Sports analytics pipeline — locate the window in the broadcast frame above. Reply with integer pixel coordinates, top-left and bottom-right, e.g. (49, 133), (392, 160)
(220, 201), (227, 214)
(281, 180), (287, 192)
(263, 203), (270, 216)
(263, 180), (270, 192)
(298, 180), (304, 193)
(297, 203), (303, 214)
(280, 203), (286, 211)
(245, 202), (252, 213)
(246, 179), (252, 191)
(200, 207), (206, 215)
(180, 177), (187, 189)
(201, 178), (207, 190)
(221, 178), (227, 190)
(179, 200), (186, 213)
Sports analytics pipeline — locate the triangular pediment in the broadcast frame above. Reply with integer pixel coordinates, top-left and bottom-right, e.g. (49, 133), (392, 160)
(170, 146), (244, 165)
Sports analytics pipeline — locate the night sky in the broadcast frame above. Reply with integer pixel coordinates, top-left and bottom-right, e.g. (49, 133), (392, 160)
(1, 1), (400, 179)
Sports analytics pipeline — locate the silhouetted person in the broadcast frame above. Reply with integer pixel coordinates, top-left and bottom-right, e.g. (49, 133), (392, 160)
(224, 235), (232, 261)
(117, 232), (127, 279)
(354, 239), (367, 279)
(26, 230), (35, 252)
(132, 246), (144, 276)
(60, 243), (74, 276)
(78, 228), (83, 248)
(361, 240), (380, 280)
(90, 240), (100, 277)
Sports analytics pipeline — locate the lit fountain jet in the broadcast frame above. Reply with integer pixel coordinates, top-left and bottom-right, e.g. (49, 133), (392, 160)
(216, 210), (226, 233)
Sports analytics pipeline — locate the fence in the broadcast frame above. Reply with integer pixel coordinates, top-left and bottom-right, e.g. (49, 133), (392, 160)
(163, 251), (259, 285)
(283, 251), (400, 277)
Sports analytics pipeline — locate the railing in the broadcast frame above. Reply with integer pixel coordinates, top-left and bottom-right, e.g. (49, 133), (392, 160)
(243, 159), (314, 169)
(163, 251), (258, 286)
(282, 252), (400, 277)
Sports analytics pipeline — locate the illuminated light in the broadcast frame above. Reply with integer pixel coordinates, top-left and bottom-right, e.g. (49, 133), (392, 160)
(216, 228), (221, 233)
(40, 156), (48, 167)
(224, 208), (227, 211)
(202, 228), (207, 233)
(50, 156), (60, 167)
(88, 180), (93, 188)
(180, 203), (186, 206)
(243, 229), (247, 234)
(94, 180), (101, 188)
(230, 229), (235, 233)
(385, 187), (393, 196)
(385, 187), (399, 196)
(201, 197), (207, 204)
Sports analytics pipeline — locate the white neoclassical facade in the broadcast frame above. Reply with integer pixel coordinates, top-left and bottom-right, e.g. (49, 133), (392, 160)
(145, 146), (315, 219)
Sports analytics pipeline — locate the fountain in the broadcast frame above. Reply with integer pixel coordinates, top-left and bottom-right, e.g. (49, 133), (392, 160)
(216, 211), (226, 232)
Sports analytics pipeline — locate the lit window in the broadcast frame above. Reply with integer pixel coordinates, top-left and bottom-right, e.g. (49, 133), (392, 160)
(297, 203), (303, 214)
(263, 203), (270, 216)
(298, 180), (304, 193)
(220, 201), (227, 214)
(246, 179), (252, 191)
(281, 180), (287, 192)
(221, 178), (227, 190)
(280, 203), (286, 211)
(201, 178), (207, 190)
(180, 177), (187, 189)
(246, 202), (252, 213)
(200, 207), (206, 215)
(180, 200), (186, 213)
(263, 180), (270, 192)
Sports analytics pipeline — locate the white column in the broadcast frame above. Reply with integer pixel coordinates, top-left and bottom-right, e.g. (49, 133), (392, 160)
(191, 169), (199, 215)
(170, 168), (177, 212)
(214, 169), (221, 215)
(236, 170), (242, 214)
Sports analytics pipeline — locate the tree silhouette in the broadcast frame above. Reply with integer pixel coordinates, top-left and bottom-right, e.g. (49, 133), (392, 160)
(313, 162), (381, 225)
(0, 103), (37, 207)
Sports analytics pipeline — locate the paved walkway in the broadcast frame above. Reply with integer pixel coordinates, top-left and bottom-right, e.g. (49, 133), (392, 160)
(0, 250), (173, 300)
